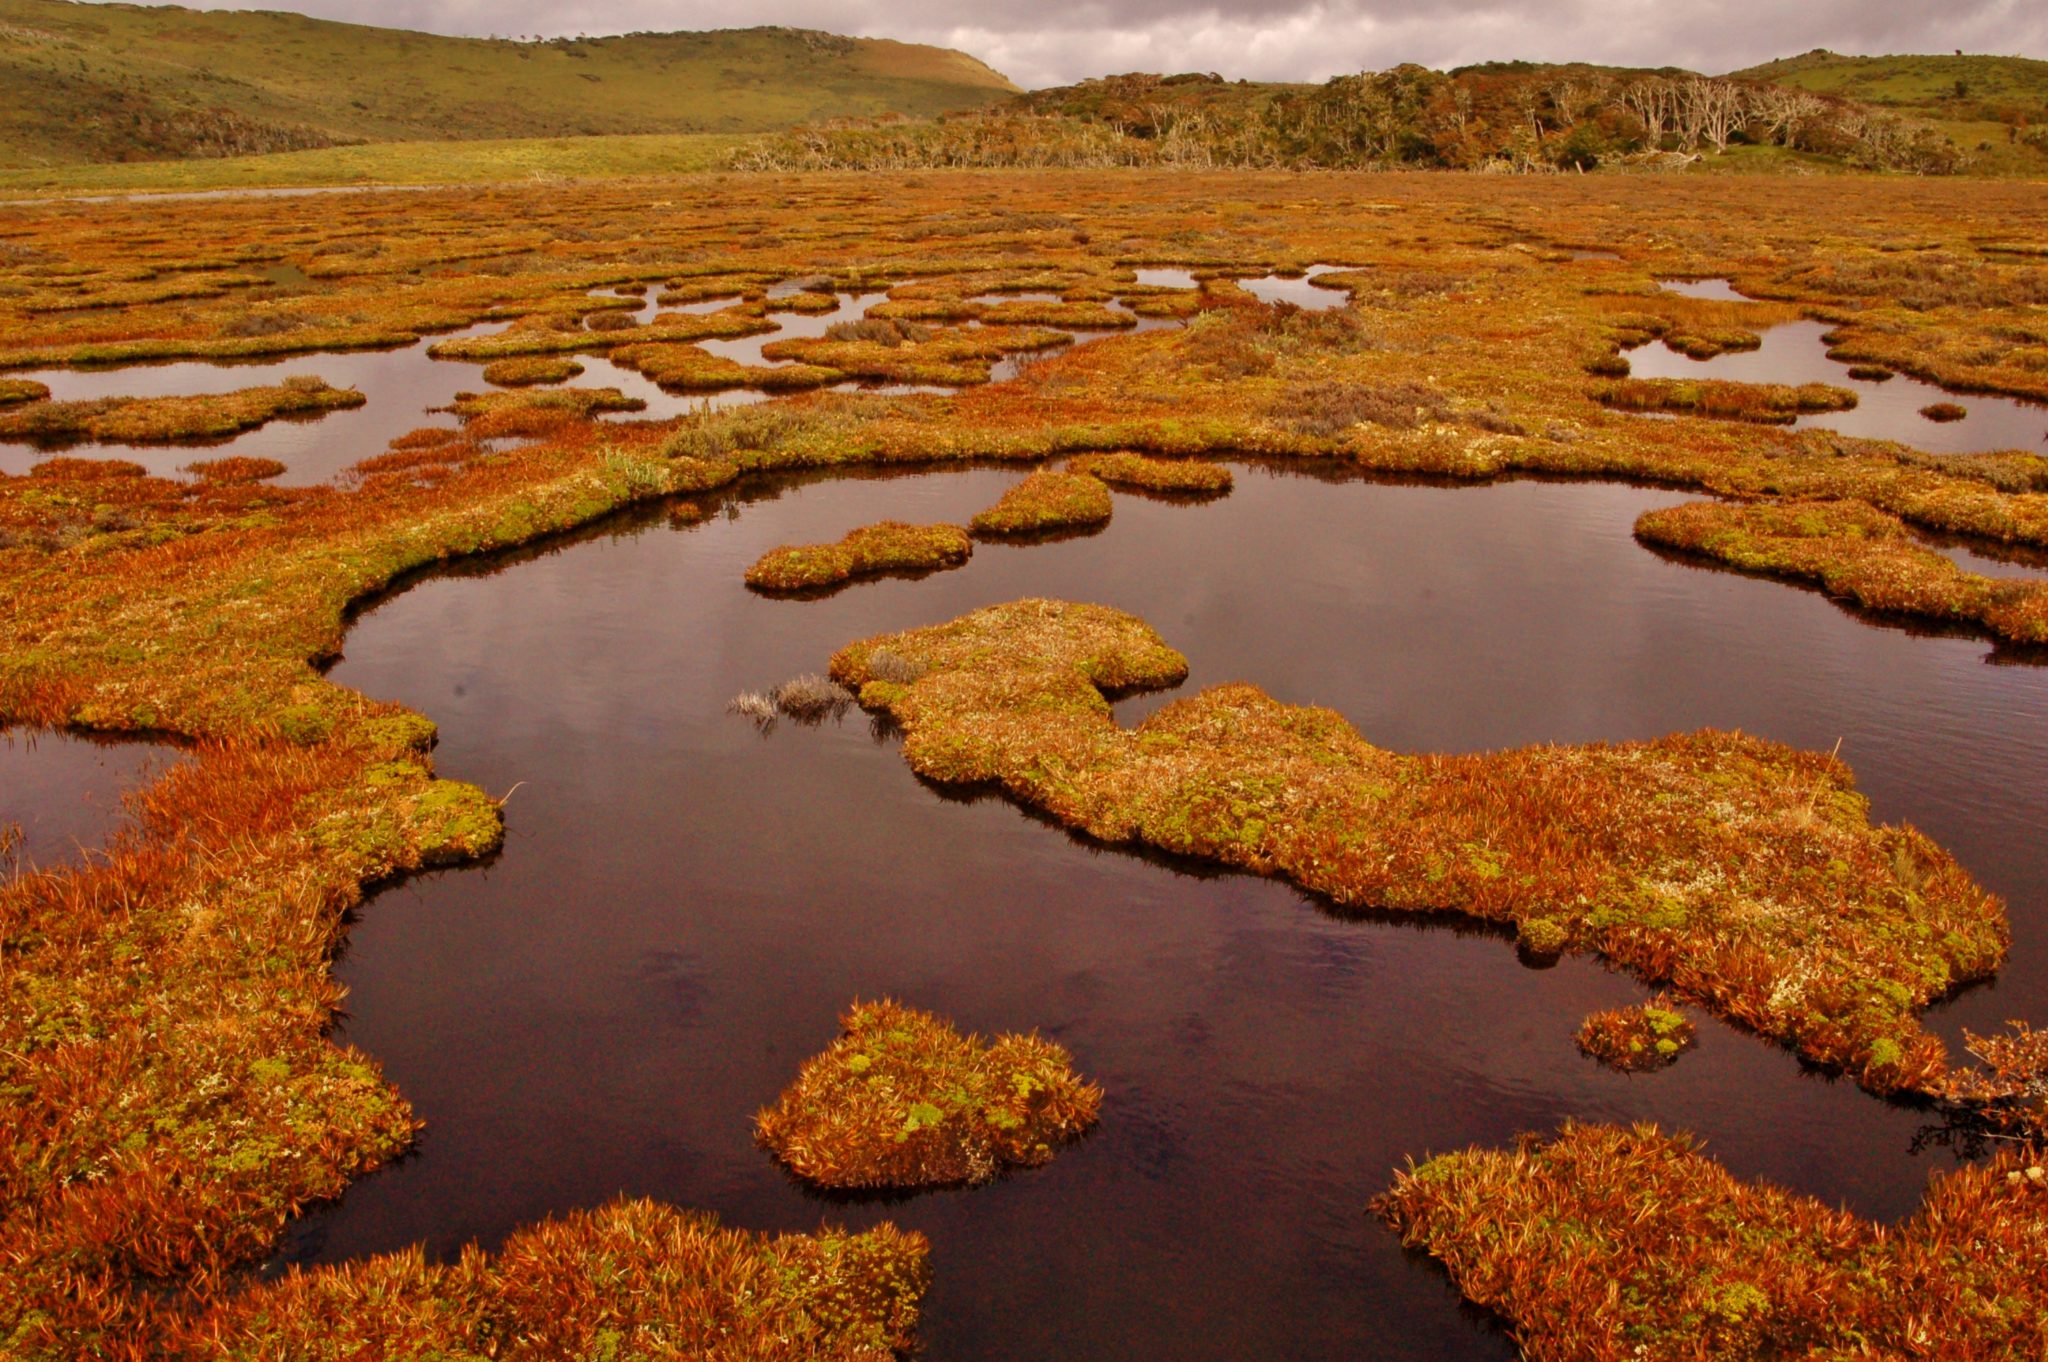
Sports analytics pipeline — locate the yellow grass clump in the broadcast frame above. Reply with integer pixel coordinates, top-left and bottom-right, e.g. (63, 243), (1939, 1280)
(970, 470), (1113, 536)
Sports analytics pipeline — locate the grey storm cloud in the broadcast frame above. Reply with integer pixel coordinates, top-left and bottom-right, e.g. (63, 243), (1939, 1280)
(82, 1), (2048, 88)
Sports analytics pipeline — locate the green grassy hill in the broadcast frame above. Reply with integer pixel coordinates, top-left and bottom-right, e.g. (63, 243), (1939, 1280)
(1730, 50), (2048, 175)
(1731, 49), (2048, 109)
(0, 1), (1018, 167)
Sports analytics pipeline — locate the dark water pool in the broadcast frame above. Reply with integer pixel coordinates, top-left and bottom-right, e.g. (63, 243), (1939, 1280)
(1629, 316), (2048, 457)
(275, 464), (2048, 1359)
(0, 729), (173, 871)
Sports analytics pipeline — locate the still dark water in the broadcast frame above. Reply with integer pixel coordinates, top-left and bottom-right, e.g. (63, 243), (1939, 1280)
(273, 464), (2048, 1360)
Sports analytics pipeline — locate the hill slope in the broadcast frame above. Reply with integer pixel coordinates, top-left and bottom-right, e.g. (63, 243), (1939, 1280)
(1731, 49), (2048, 110)
(0, 1), (1018, 166)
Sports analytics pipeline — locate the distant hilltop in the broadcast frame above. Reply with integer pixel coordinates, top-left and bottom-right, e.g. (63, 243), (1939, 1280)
(0, 1), (1018, 166)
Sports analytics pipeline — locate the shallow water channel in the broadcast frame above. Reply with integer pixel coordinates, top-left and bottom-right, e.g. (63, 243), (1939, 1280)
(273, 464), (2048, 1359)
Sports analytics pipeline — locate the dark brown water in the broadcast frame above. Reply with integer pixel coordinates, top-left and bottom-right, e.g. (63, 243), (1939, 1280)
(271, 464), (2048, 1359)
(0, 729), (172, 870)
(1630, 311), (2048, 457)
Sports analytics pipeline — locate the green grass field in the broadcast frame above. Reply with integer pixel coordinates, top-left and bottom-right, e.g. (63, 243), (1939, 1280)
(0, 2), (1016, 168)
(0, 132), (759, 194)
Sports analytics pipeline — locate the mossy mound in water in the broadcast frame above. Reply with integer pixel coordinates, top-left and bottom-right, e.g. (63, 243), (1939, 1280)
(969, 470), (1112, 536)
(1576, 994), (1697, 1071)
(756, 999), (1102, 1189)
(745, 520), (971, 592)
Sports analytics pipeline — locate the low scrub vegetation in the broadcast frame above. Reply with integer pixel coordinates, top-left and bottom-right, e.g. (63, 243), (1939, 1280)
(1636, 499), (2048, 644)
(970, 470), (1114, 536)
(756, 999), (1102, 1189)
(745, 519), (972, 593)
(1377, 1121), (2048, 1360)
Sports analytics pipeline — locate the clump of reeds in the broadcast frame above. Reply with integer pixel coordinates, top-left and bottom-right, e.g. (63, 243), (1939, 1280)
(1921, 401), (1968, 422)
(1847, 364), (1894, 381)
(825, 316), (930, 348)
(755, 999), (1102, 1189)
(611, 342), (840, 392)
(1576, 994), (1696, 1070)
(826, 599), (2012, 1118)
(1067, 451), (1232, 495)
(745, 520), (971, 592)
(1635, 498), (2048, 645)
(1376, 1120), (2048, 1359)
(730, 675), (870, 732)
(1593, 377), (1858, 424)
(481, 356), (583, 387)
(969, 471), (1113, 536)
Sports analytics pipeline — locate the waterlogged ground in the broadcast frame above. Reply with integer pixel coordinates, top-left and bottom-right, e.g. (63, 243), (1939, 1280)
(274, 465), (2048, 1360)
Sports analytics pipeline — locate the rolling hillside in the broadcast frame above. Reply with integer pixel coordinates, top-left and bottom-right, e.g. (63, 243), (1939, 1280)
(0, 1), (1019, 166)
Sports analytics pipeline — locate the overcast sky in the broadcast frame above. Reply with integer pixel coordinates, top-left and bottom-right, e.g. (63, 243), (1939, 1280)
(87, 2), (2048, 89)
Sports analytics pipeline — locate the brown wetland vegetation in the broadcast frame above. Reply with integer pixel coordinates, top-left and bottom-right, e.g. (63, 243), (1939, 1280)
(2, 168), (2048, 1356)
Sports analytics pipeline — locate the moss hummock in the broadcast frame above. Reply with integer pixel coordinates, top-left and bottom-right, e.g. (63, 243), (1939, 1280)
(1576, 995), (1698, 1071)
(745, 520), (972, 593)
(756, 1000), (1102, 1189)
(970, 470), (1113, 536)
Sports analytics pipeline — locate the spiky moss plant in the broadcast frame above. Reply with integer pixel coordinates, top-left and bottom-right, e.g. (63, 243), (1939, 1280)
(1068, 451), (1233, 495)
(1592, 377), (1859, 425)
(610, 341), (843, 392)
(0, 378), (49, 406)
(756, 1000), (1102, 1189)
(480, 355), (584, 386)
(970, 471), (1113, 537)
(165, 1200), (929, 1360)
(0, 378), (363, 445)
(1376, 1121), (2048, 1361)
(1636, 499), (2048, 645)
(187, 456), (288, 483)
(1576, 994), (1698, 1071)
(828, 599), (2016, 1119)
(745, 520), (972, 593)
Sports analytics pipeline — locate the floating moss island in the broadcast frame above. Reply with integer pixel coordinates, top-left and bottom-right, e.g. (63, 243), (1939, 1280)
(756, 1000), (1103, 1189)
(1577, 995), (1697, 1071)
(745, 520), (972, 593)
(969, 470), (1113, 537)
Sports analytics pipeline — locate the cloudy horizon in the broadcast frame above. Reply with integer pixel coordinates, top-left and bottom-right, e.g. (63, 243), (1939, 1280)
(72, 1), (2048, 89)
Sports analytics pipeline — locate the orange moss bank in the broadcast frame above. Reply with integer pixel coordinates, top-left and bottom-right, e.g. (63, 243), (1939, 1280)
(828, 599), (2018, 1117)
(1378, 1122), (2048, 1360)
(1638, 498), (2048, 645)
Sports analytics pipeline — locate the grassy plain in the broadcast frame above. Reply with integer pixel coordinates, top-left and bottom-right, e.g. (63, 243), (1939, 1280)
(2, 168), (2047, 1352)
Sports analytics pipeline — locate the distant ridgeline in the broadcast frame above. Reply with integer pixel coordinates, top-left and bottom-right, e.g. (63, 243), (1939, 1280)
(0, 0), (1016, 167)
(741, 58), (2048, 175)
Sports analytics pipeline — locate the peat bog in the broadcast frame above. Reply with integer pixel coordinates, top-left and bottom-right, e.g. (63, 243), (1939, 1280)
(7, 168), (2048, 1357)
